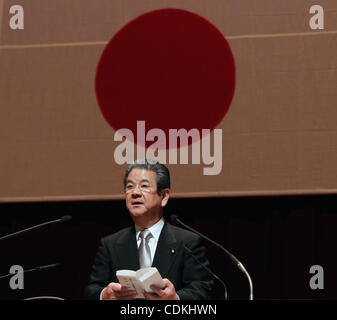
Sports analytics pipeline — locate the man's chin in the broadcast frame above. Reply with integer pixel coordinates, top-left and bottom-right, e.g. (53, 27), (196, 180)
(129, 208), (147, 217)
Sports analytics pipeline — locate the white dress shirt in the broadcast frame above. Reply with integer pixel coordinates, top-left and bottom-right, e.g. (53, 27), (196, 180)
(100, 218), (165, 299)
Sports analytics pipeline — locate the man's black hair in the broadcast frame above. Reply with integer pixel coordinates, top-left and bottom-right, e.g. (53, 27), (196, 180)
(123, 159), (171, 194)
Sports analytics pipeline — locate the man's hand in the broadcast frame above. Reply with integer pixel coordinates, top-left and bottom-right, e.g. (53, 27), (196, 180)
(143, 278), (179, 300)
(101, 282), (137, 300)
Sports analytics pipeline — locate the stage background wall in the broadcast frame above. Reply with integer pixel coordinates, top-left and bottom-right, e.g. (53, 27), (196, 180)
(1, 0), (337, 202)
(1, 0), (336, 301)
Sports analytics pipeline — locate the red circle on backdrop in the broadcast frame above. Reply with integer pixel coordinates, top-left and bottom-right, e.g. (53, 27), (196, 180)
(95, 8), (235, 149)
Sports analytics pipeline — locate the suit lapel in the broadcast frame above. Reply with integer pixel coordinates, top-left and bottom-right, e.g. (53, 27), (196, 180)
(114, 226), (140, 271)
(114, 222), (180, 277)
(152, 222), (180, 278)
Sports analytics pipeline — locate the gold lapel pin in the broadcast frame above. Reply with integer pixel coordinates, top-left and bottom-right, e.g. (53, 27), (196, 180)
(171, 249), (175, 254)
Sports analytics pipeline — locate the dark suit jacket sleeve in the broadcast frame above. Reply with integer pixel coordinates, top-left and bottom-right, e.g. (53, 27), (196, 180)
(176, 235), (214, 300)
(83, 238), (113, 300)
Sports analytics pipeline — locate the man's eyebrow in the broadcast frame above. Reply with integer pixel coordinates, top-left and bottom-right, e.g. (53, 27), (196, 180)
(126, 179), (150, 183)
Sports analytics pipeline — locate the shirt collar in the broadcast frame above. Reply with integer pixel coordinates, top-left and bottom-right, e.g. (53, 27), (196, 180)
(135, 217), (165, 241)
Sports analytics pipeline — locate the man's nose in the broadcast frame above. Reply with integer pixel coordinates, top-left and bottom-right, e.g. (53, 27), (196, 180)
(131, 185), (142, 196)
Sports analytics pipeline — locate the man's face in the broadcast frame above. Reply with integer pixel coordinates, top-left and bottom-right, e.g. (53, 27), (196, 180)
(125, 168), (169, 221)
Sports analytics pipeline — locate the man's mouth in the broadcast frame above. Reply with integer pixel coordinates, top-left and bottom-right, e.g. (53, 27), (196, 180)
(131, 201), (144, 206)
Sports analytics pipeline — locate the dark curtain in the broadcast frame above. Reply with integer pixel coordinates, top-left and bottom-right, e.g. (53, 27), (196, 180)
(0, 194), (336, 300)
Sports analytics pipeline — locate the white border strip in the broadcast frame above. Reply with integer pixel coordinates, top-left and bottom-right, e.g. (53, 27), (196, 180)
(0, 188), (336, 203)
(0, 30), (337, 50)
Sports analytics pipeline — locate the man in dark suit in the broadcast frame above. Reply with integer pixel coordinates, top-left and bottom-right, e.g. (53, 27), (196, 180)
(84, 159), (213, 300)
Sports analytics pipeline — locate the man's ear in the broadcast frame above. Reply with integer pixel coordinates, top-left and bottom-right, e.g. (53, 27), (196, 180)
(160, 189), (170, 207)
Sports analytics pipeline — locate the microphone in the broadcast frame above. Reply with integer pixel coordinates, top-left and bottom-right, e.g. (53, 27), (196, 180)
(170, 214), (253, 300)
(33, 263), (61, 272)
(60, 215), (72, 223)
(0, 216), (72, 241)
(0, 263), (60, 280)
(183, 244), (228, 300)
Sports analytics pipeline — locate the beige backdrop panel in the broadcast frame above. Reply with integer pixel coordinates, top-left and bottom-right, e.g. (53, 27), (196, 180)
(1, 0), (337, 201)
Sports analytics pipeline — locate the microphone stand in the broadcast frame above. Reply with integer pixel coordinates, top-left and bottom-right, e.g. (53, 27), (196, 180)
(0, 216), (72, 241)
(172, 215), (254, 300)
(183, 245), (228, 300)
(0, 263), (61, 280)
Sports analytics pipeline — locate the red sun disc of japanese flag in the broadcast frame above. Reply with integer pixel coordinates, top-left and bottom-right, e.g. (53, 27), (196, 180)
(95, 8), (235, 149)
